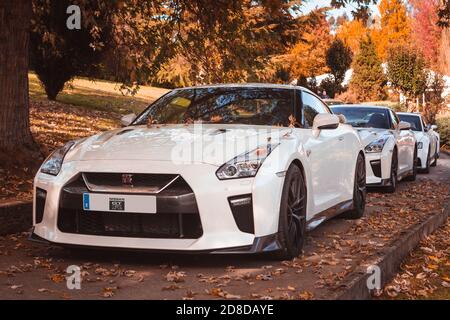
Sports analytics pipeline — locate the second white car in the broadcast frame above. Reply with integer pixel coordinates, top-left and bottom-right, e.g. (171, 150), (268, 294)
(331, 105), (417, 193)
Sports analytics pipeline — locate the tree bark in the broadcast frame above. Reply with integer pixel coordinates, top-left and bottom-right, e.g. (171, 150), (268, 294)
(0, 0), (34, 150)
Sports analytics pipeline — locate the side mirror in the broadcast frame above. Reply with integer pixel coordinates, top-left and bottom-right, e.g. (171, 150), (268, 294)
(398, 121), (411, 131)
(337, 114), (347, 124)
(431, 125), (438, 130)
(312, 114), (340, 137)
(120, 113), (136, 127)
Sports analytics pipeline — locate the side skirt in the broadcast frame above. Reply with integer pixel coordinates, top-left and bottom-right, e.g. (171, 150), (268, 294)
(306, 199), (354, 231)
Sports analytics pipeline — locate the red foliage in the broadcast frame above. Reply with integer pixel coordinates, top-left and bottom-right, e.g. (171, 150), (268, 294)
(410, 0), (442, 68)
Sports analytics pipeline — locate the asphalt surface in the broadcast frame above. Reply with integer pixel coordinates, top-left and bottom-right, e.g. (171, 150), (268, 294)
(0, 154), (448, 300)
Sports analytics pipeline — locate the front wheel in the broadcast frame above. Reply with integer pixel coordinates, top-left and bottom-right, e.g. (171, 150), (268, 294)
(431, 152), (437, 167)
(275, 164), (307, 260)
(343, 153), (366, 219)
(405, 147), (417, 181)
(386, 152), (398, 193)
(423, 147), (431, 173)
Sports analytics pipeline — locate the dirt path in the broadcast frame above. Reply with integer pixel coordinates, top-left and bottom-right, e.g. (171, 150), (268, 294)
(0, 157), (448, 300)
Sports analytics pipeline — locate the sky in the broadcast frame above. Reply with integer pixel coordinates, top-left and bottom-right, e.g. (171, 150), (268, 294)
(301, 0), (380, 19)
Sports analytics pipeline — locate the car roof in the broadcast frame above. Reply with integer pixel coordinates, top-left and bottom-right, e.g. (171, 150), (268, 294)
(396, 112), (421, 117)
(174, 83), (316, 95)
(330, 104), (391, 110)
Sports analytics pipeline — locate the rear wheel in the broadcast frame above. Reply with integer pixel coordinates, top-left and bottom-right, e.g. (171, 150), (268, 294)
(275, 164), (307, 260)
(386, 152), (398, 193)
(343, 153), (366, 219)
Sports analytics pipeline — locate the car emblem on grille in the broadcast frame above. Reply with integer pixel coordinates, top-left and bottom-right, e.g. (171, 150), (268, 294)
(122, 174), (133, 185)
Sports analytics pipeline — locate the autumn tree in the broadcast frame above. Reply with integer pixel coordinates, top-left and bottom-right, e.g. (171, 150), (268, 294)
(386, 46), (428, 107)
(325, 39), (352, 96)
(348, 37), (387, 101)
(423, 72), (446, 124)
(372, 0), (411, 61)
(30, 1), (110, 100)
(336, 19), (368, 55)
(282, 9), (333, 82)
(0, 0), (39, 154)
(437, 0), (450, 27)
(410, 0), (442, 71)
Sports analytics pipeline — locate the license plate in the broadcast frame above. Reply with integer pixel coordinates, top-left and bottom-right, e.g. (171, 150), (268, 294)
(83, 193), (156, 214)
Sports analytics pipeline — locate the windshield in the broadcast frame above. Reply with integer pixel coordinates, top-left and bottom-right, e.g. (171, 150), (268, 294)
(398, 114), (422, 132)
(331, 107), (390, 129)
(133, 87), (294, 127)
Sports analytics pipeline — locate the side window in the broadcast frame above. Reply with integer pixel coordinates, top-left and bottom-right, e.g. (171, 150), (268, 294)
(389, 110), (398, 129)
(422, 118), (428, 131)
(301, 92), (330, 128)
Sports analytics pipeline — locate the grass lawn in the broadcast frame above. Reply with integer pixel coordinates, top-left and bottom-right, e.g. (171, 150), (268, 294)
(29, 73), (169, 115)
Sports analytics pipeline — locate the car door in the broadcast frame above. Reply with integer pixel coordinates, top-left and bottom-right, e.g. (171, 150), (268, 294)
(422, 117), (437, 157)
(390, 110), (414, 174)
(296, 91), (348, 216)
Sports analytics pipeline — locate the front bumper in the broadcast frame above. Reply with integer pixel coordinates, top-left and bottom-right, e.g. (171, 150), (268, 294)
(29, 228), (282, 254)
(32, 160), (284, 252)
(365, 151), (392, 186)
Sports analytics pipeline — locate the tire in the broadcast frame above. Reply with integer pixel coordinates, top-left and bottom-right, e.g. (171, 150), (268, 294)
(404, 147), (417, 181)
(342, 153), (366, 219)
(423, 147), (431, 173)
(275, 164), (307, 260)
(386, 151), (398, 193)
(430, 152), (437, 167)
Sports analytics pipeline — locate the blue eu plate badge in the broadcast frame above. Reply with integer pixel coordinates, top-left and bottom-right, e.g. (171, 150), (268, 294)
(83, 193), (90, 210)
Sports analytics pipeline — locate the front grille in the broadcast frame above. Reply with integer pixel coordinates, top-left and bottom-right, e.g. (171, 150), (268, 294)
(58, 209), (202, 239)
(82, 173), (179, 194)
(58, 174), (203, 239)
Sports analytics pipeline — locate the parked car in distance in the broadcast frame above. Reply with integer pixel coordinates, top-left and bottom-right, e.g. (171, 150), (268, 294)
(397, 112), (439, 173)
(324, 99), (345, 106)
(31, 84), (367, 260)
(331, 105), (417, 193)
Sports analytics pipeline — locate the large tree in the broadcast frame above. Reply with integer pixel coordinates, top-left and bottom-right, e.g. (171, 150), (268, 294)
(372, 0), (411, 61)
(410, 0), (442, 70)
(386, 46), (428, 106)
(0, 0), (36, 151)
(348, 36), (387, 101)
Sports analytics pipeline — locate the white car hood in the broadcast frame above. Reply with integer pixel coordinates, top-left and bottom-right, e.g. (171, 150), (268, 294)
(356, 128), (392, 147)
(65, 124), (291, 166)
(412, 131), (426, 142)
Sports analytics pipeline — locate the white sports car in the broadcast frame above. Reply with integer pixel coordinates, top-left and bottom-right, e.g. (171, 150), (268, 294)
(331, 105), (417, 193)
(31, 84), (366, 259)
(397, 112), (439, 172)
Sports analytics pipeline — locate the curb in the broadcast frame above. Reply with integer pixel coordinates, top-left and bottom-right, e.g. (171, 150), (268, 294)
(332, 201), (449, 300)
(0, 200), (32, 235)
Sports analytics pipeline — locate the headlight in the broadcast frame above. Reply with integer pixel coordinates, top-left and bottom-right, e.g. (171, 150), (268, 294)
(216, 143), (279, 180)
(365, 136), (389, 153)
(417, 142), (423, 149)
(40, 141), (75, 176)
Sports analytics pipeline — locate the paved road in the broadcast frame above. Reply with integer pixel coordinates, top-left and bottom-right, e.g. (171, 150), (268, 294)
(0, 155), (448, 300)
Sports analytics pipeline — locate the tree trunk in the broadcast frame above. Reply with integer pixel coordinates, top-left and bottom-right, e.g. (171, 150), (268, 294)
(0, 0), (34, 150)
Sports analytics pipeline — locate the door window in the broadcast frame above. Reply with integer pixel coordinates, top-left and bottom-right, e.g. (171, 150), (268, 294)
(301, 92), (330, 128)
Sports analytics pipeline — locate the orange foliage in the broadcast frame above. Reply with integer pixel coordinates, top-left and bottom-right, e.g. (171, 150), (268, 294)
(336, 19), (368, 56)
(286, 11), (332, 79)
(372, 0), (412, 61)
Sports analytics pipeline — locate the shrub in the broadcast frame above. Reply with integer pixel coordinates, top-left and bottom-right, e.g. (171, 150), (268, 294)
(436, 117), (450, 149)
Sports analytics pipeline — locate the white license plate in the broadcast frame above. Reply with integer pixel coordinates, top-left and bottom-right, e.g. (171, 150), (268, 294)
(83, 193), (156, 214)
